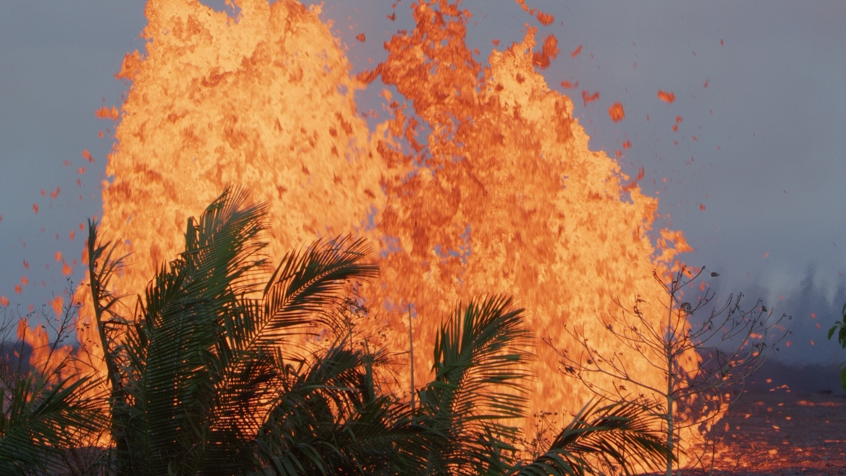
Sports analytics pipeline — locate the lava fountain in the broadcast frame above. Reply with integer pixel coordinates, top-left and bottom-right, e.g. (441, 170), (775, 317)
(83, 0), (697, 449)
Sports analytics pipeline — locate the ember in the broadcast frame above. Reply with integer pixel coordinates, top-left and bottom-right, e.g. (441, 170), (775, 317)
(608, 102), (625, 122)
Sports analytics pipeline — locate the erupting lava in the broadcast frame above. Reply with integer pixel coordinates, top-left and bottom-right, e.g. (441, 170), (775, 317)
(77, 0), (700, 453)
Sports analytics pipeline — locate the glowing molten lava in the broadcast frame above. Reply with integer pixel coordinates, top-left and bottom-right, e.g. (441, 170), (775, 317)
(82, 0), (699, 453)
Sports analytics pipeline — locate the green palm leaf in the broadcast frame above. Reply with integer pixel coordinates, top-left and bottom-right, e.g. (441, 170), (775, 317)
(87, 186), (386, 475)
(259, 235), (379, 346)
(251, 344), (374, 475)
(113, 187), (267, 475)
(199, 236), (380, 473)
(82, 185), (672, 476)
(251, 342), (428, 475)
(418, 295), (533, 475)
(0, 375), (104, 475)
(514, 399), (670, 476)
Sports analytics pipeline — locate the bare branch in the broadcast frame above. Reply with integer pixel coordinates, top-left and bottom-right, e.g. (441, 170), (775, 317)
(545, 266), (790, 476)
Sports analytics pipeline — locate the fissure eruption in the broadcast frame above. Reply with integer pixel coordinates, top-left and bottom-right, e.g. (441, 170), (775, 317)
(73, 0), (701, 454)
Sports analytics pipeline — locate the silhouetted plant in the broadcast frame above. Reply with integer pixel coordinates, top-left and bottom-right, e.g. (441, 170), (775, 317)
(0, 285), (106, 475)
(827, 303), (846, 390)
(549, 266), (789, 475)
(70, 187), (672, 475)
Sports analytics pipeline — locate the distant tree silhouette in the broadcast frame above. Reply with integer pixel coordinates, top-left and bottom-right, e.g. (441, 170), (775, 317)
(827, 303), (846, 390)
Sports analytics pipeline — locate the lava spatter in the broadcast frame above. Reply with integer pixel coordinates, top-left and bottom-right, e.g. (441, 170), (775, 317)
(85, 0), (698, 451)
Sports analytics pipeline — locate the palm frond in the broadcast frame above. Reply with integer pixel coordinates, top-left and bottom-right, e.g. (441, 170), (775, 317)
(198, 235), (380, 473)
(87, 218), (136, 471)
(260, 236), (379, 347)
(418, 294), (534, 475)
(112, 187), (267, 475)
(88, 186), (385, 475)
(0, 375), (105, 475)
(213, 234), (378, 385)
(243, 340), (429, 476)
(251, 344), (372, 475)
(514, 399), (671, 476)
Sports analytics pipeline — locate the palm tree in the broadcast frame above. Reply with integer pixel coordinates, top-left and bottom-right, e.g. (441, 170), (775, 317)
(0, 303), (105, 475)
(0, 373), (104, 475)
(512, 399), (670, 475)
(83, 187), (670, 475)
(414, 295), (532, 474)
(414, 295), (670, 476)
(88, 187), (429, 474)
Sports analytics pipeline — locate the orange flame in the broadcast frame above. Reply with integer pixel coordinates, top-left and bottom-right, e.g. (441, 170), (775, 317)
(78, 0), (702, 455)
(51, 296), (64, 316)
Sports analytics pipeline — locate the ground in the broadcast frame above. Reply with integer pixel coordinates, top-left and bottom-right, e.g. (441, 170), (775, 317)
(678, 390), (846, 475)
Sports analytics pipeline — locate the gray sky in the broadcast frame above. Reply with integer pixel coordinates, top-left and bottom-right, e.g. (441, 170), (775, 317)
(1, 1), (845, 365)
